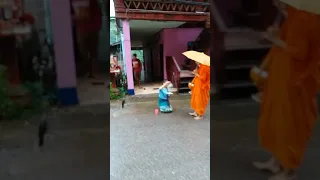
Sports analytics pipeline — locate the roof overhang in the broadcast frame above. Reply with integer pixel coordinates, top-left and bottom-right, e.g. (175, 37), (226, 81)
(115, 10), (209, 22)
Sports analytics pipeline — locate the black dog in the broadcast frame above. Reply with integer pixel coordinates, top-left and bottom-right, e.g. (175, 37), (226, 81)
(38, 119), (48, 147)
(122, 99), (125, 108)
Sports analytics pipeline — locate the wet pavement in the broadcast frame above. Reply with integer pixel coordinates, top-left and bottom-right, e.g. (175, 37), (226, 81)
(210, 99), (320, 180)
(110, 97), (210, 180)
(1, 95), (320, 180)
(0, 104), (109, 180)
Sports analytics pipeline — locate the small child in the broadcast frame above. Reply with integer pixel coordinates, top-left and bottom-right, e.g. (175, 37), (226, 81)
(158, 81), (173, 113)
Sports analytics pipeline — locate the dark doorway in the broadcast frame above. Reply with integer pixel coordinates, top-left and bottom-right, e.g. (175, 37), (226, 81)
(159, 44), (164, 81)
(149, 48), (154, 81)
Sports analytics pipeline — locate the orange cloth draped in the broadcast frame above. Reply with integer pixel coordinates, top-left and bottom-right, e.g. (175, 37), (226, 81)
(258, 6), (320, 169)
(251, 17), (288, 91)
(190, 64), (210, 116)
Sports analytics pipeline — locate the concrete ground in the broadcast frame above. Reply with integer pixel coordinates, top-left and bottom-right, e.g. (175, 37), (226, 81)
(110, 97), (210, 180)
(210, 99), (320, 180)
(0, 104), (109, 180)
(1, 95), (320, 180)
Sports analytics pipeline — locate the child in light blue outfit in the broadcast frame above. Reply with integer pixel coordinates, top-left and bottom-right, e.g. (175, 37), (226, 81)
(158, 81), (173, 113)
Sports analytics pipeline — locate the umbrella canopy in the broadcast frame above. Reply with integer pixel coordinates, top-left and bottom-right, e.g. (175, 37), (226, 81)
(280, 0), (320, 14)
(182, 51), (210, 66)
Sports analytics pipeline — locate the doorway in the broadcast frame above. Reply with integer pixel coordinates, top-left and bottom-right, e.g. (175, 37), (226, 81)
(159, 44), (164, 81)
(134, 44), (168, 95)
(70, 0), (109, 105)
(131, 49), (144, 82)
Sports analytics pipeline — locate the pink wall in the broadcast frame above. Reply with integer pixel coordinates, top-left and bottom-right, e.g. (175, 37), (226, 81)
(161, 28), (203, 79)
(50, 0), (77, 88)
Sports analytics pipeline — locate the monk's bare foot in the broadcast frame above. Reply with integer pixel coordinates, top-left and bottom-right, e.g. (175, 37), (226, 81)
(194, 116), (203, 120)
(189, 112), (197, 116)
(268, 170), (297, 180)
(253, 157), (281, 174)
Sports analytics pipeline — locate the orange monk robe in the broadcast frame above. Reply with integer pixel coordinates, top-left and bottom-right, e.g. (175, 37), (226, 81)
(190, 64), (210, 116)
(189, 67), (198, 92)
(258, 6), (320, 170)
(251, 18), (288, 92)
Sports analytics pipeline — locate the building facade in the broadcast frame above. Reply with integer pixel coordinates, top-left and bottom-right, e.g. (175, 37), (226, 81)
(114, 0), (210, 95)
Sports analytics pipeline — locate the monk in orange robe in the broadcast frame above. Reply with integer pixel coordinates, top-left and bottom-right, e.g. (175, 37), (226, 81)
(189, 62), (210, 120)
(252, 3), (320, 180)
(250, 0), (287, 103)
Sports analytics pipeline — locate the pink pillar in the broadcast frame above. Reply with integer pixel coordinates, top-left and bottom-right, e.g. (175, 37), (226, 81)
(122, 20), (134, 95)
(50, 0), (78, 105)
(163, 49), (167, 80)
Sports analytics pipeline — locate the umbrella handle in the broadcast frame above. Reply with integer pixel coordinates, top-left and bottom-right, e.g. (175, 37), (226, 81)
(261, 32), (287, 48)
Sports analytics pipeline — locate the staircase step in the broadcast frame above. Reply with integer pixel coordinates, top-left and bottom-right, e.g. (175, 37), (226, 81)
(225, 68), (252, 82)
(217, 28), (271, 100)
(180, 79), (192, 84)
(220, 86), (258, 100)
(180, 70), (194, 78)
(224, 28), (272, 50)
(225, 64), (253, 70)
(247, 12), (260, 16)
(224, 47), (269, 62)
(223, 81), (255, 89)
(178, 87), (190, 94)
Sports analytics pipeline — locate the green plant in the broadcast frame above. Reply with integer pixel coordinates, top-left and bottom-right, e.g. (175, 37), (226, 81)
(24, 82), (48, 107)
(110, 83), (121, 100)
(0, 66), (50, 120)
(110, 82), (126, 100)
(0, 65), (17, 120)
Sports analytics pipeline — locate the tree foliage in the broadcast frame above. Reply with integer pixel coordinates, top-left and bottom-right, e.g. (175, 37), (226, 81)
(110, 18), (120, 44)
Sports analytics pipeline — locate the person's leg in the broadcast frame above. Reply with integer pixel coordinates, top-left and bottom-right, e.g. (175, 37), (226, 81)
(137, 71), (142, 88)
(133, 72), (138, 85)
(194, 110), (204, 120)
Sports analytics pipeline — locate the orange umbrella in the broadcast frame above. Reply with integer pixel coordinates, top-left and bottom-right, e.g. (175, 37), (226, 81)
(182, 51), (210, 66)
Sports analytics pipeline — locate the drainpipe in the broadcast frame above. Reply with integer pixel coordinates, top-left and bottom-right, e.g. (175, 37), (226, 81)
(120, 31), (126, 75)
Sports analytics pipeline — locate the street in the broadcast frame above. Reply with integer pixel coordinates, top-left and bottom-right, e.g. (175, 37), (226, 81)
(0, 96), (320, 180)
(110, 97), (210, 180)
(0, 104), (109, 180)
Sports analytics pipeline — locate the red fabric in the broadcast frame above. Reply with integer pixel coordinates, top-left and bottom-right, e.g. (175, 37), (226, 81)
(19, 13), (35, 24)
(132, 59), (142, 72)
(72, 0), (102, 34)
